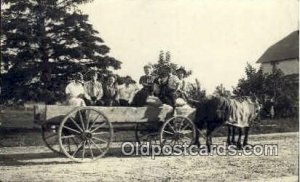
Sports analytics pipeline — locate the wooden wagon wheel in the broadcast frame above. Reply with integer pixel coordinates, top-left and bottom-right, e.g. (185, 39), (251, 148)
(41, 123), (62, 154)
(58, 107), (113, 162)
(160, 116), (196, 147)
(135, 123), (161, 145)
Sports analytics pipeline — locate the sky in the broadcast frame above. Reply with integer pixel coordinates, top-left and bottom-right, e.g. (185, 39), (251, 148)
(80, 0), (298, 94)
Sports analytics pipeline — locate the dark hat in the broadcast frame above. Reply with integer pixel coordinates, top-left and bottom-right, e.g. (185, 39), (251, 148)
(176, 67), (187, 75)
(74, 72), (83, 79)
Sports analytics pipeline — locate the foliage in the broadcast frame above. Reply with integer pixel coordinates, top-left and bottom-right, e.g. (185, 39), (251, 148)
(213, 84), (231, 98)
(185, 78), (206, 101)
(145, 50), (205, 101)
(233, 63), (298, 118)
(151, 50), (192, 78)
(0, 0), (121, 104)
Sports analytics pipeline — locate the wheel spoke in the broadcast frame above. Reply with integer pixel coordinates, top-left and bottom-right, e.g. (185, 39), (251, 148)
(169, 139), (176, 146)
(90, 122), (106, 133)
(180, 123), (191, 131)
(63, 126), (81, 134)
(173, 118), (181, 131)
(178, 138), (185, 144)
(45, 133), (57, 139)
(90, 139), (104, 153)
(87, 140), (94, 159)
(89, 113), (101, 130)
(163, 130), (174, 135)
(61, 135), (76, 139)
(92, 136), (108, 144)
(82, 141), (86, 160)
(178, 118), (185, 130)
(182, 136), (193, 142)
(167, 122), (176, 132)
(78, 110), (85, 130)
(86, 110), (91, 130)
(71, 137), (80, 148)
(69, 117), (83, 132)
(92, 132), (109, 135)
(67, 138), (71, 153)
(180, 130), (193, 135)
(72, 141), (84, 157)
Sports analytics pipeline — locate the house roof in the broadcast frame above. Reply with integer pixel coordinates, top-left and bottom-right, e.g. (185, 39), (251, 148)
(257, 31), (299, 63)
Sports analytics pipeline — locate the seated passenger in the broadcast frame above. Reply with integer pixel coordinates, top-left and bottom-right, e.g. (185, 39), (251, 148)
(175, 68), (188, 101)
(139, 65), (155, 92)
(65, 73), (90, 106)
(84, 71), (103, 106)
(101, 75), (119, 106)
(118, 76), (139, 106)
(155, 65), (180, 107)
(131, 65), (155, 107)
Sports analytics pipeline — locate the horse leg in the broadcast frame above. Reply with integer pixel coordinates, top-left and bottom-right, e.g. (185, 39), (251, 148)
(227, 126), (232, 146)
(231, 126), (236, 145)
(243, 127), (250, 147)
(236, 127), (242, 149)
(194, 128), (201, 147)
(206, 124), (214, 153)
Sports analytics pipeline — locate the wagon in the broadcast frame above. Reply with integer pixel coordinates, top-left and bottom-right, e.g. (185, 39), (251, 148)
(34, 104), (196, 162)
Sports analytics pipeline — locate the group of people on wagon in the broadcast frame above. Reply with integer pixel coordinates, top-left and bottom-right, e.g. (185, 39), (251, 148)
(65, 64), (188, 108)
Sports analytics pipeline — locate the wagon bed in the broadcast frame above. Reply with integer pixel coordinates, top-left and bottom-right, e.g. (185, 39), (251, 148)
(34, 104), (196, 124)
(34, 104), (197, 162)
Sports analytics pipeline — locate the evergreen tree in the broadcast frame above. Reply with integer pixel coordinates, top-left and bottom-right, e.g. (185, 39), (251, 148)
(1, 0), (121, 103)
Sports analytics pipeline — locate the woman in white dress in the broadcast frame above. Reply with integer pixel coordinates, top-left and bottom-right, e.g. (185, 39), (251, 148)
(65, 73), (90, 106)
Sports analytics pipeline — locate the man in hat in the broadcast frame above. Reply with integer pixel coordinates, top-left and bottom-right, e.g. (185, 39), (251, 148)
(65, 72), (90, 106)
(155, 65), (180, 107)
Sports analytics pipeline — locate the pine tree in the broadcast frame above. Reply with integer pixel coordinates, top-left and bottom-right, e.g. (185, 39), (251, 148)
(1, 0), (121, 103)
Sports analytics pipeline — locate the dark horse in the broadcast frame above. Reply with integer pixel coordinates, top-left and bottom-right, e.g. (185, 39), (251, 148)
(190, 95), (261, 152)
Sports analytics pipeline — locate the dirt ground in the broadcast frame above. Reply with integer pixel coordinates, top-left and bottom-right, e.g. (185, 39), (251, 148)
(0, 132), (298, 182)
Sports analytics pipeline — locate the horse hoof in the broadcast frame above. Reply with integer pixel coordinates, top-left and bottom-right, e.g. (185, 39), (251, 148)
(236, 143), (243, 150)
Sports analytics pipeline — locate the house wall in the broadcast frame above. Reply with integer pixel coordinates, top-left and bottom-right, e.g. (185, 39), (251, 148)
(261, 58), (299, 75)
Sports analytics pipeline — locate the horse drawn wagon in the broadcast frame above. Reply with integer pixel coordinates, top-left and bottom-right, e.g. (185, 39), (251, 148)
(34, 104), (196, 162)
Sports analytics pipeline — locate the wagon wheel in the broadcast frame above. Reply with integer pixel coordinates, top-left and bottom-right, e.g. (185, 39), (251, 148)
(58, 107), (113, 162)
(135, 123), (161, 145)
(41, 123), (62, 154)
(160, 116), (196, 147)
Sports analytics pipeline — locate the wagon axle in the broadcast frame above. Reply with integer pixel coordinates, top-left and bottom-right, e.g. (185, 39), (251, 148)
(81, 131), (93, 140)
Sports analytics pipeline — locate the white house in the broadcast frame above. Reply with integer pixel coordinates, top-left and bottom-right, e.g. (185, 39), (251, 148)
(257, 31), (299, 75)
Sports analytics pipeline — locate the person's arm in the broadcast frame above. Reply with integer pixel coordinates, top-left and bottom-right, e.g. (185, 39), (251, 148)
(153, 83), (160, 96)
(139, 76), (143, 85)
(65, 83), (71, 100)
(82, 83), (91, 100)
(97, 82), (104, 100)
(128, 84), (139, 103)
(140, 76), (149, 87)
(114, 85), (120, 104)
(170, 75), (180, 91)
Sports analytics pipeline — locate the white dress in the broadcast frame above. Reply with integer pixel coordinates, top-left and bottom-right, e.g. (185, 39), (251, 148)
(65, 81), (88, 106)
